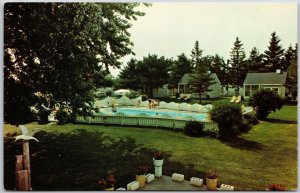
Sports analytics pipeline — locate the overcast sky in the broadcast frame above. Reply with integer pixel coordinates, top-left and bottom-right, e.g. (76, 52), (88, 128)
(110, 2), (298, 77)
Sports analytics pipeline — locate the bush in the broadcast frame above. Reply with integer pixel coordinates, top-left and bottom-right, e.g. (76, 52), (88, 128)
(243, 112), (259, 126)
(55, 109), (72, 125)
(251, 90), (283, 119)
(184, 121), (205, 137)
(125, 90), (139, 99)
(37, 108), (51, 124)
(210, 100), (243, 139)
(238, 121), (252, 133)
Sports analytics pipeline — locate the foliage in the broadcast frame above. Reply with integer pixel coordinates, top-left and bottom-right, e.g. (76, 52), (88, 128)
(243, 112), (259, 126)
(267, 184), (285, 191)
(153, 152), (166, 160)
(189, 41), (215, 103)
(229, 37), (247, 87)
(247, 47), (264, 72)
(263, 32), (285, 72)
(251, 90), (283, 119)
(136, 164), (149, 175)
(286, 44), (297, 100)
(55, 104), (73, 125)
(119, 55), (172, 97)
(206, 169), (217, 179)
(210, 54), (229, 86)
(4, 3), (145, 124)
(169, 53), (192, 88)
(125, 90), (139, 99)
(37, 108), (51, 124)
(210, 100), (243, 139)
(184, 121), (205, 137)
(98, 174), (116, 189)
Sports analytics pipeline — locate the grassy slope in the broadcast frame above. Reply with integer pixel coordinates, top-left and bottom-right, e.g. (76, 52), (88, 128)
(4, 106), (297, 190)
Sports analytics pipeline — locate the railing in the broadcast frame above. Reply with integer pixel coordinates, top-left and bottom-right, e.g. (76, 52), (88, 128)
(75, 114), (217, 131)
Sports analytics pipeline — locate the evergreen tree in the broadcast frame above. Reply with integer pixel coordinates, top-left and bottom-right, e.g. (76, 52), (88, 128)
(189, 41), (215, 103)
(169, 53), (192, 89)
(229, 37), (247, 88)
(118, 59), (142, 90)
(211, 54), (228, 86)
(286, 43), (298, 99)
(283, 45), (295, 71)
(263, 32), (285, 72)
(247, 47), (264, 72)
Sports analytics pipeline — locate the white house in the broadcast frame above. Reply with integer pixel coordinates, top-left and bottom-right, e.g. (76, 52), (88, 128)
(177, 73), (222, 98)
(243, 70), (287, 98)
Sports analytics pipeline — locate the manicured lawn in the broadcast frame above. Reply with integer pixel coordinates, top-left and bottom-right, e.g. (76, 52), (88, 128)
(4, 106), (297, 190)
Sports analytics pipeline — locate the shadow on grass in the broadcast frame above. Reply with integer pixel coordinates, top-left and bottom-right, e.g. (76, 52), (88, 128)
(4, 129), (203, 191)
(265, 118), (297, 125)
(221, 137), (265, 151)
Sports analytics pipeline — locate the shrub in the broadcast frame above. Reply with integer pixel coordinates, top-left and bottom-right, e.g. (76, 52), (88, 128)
(184, 121), (205, 137)
(125, 90), (139, 99)
(238, 120), (252, 133)
(55, 105), (73, 125)
(243, 112), (259, 126)
(210, 100), (243, 139)
(251, 90), (283, 119)
(37, 108), (51, 124)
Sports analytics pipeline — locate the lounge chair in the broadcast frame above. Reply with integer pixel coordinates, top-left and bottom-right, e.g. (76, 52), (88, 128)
(230, 96), (237, 102)
(235, 96), (241, 103)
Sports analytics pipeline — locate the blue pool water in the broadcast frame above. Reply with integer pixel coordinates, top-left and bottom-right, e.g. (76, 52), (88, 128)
(102, 108), (207, 121)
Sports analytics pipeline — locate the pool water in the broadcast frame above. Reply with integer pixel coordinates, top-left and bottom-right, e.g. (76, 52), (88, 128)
(101, 107), (207, 121)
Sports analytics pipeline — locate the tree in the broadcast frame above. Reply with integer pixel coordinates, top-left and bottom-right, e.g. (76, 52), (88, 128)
(118, 59), (142, 90)
(4, 3), (145, 123)
(229, 37), (247, 89)
(210, 54), (228, 87)
(286, 43), (298, 99)
(138, 55), (172, 97)
(251, 90), (283, 119)
(263, 32), (285, 72)
(169, 53), (192, 89)
(247, 47), (264, 72)
(188, 41), (215, 103)
(283, 45), (295, 71)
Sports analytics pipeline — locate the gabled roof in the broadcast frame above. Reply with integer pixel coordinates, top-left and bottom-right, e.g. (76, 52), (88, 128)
(179, 73), (220, 84)
(243, 72), (287, 85)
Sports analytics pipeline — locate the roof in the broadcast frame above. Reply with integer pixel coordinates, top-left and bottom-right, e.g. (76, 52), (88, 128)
(178, 73), (220, 84)
(243, 72), (287, 85)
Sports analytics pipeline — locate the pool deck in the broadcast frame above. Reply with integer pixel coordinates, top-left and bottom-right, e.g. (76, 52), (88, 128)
(139, 175), (207, 191)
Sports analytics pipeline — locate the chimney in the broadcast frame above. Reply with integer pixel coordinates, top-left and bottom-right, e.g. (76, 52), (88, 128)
(276, 69), (281, 74)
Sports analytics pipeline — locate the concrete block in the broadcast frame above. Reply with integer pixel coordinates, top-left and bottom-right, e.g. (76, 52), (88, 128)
(145, 173), (154, 183)
(190, 177), (203, 186)
(127, 181), (139, 190)
(171, 173), (184, 182)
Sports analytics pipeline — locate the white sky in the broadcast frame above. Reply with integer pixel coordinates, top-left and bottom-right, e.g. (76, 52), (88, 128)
(109, 2), (298, 77)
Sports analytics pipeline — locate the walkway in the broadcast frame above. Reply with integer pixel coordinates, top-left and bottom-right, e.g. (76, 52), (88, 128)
(139, 175), (207, 191)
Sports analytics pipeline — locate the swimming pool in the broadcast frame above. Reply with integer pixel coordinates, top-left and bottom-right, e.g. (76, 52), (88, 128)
(100, 107), (207, 121)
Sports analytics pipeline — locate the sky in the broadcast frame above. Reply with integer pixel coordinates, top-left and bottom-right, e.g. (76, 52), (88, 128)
(109, 2), (298, 77)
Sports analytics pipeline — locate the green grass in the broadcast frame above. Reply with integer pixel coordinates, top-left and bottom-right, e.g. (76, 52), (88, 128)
(4, 106), (297, 190)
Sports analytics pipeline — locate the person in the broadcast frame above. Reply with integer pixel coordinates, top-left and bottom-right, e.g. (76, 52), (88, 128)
(148, 99), (152, 109)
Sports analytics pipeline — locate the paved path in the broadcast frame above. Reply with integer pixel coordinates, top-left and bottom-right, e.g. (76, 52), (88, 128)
(139, 175), (207, 191)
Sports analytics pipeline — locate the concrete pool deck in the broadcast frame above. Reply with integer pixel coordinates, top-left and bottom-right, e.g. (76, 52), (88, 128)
(139, 175), (207, 191)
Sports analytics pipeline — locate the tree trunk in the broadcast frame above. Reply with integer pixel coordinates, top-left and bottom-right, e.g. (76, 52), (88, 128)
(198, 90), (202, 104)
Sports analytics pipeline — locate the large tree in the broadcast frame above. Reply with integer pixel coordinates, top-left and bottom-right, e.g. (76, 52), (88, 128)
(169, 53), (192, 89)
(263, 32), (285, 72)
(4, 3), (145, 123)
(118, 59), (142, 90)
(210, 54), (228, 87)
(229, 37), (247, 89)
(188, 41), (215, 103)
(246, 47), (264, 72)
(286, 43), (298, 99)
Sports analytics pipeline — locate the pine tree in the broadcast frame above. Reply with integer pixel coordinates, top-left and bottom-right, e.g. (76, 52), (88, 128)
(283, 45), (295, 71)
(247, 47), (264, 72)
(229, 37), (246, 89)
(263, 32), (285, 72)
(189, 41), (215, 104)
(169, 53), (192, 89)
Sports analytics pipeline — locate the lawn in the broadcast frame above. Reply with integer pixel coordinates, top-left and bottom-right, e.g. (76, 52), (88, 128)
(4, 105), (297, 190)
